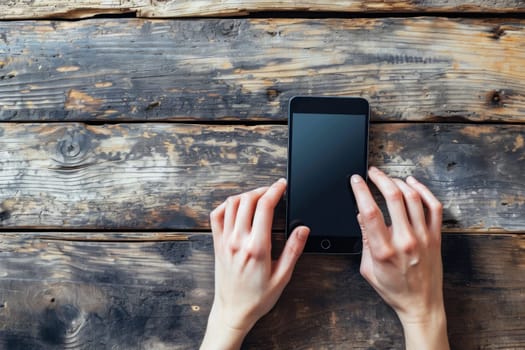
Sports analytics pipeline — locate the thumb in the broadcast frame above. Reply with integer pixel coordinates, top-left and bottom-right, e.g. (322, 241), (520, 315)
(272, 226), (310, 287)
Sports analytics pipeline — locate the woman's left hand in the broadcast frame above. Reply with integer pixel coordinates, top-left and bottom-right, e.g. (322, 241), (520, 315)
(201, 178), (310, 350)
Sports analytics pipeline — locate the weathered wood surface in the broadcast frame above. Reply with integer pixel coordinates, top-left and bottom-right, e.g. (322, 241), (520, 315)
(0, 122), (524, 232)
(0, 232), (523, 349)
(1, 6), (524, 350)
(1, 0), (525, 19)
(2, 18), (525, 122)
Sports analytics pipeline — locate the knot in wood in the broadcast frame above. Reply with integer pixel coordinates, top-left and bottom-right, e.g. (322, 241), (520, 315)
(58, 138), (82, 160)
(60, 140), (81, 158)
(39, 303), (86, 345)
(55, 128), (92, 167)
(219, 19), (236, 36)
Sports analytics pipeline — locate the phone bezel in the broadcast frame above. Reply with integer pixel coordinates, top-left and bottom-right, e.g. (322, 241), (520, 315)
(286, 96), (370, 254)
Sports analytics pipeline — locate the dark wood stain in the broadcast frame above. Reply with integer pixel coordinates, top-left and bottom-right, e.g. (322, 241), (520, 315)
(0, 233), (522, 349)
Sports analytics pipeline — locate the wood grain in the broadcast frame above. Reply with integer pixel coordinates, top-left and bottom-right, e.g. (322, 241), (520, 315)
(1, 0), (525, 19)
(0, 123), (523, 231)
(2, 18), (525, 122)
(0, 233), (523, 349)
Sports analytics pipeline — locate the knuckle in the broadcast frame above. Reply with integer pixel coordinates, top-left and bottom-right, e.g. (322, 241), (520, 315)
(239, 193), (251, 205)
(226, 236), (242, 254)
(385, 188), (403, 202)
(240, 191), (257, 202)
(359, 264), (372, 280)
(210, 207), (220, 221)
(226, 195), (237, 206)
(256, 196), (274, 211)
(420, 235), (431, 248)
(361, 206), (381, 222)
(401, 236), (418, 254)
(404, 189), (420, 202)
(376, 246), (395, 262)
(245, 244), (265, 260)
(359, 264), (367, 278)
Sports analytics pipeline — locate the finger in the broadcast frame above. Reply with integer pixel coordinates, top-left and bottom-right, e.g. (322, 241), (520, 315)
(210, 201), (226, 235)
(407, 176), (443, 236)
(210, 201), (226, 254)
(368, 167), (411, 232)
(350, 175), (393, 260)
(272, 226), (310, 287)
(392, 178), (427, 238)
(223, 194), (241, 235)
(234, 186), (270, 234)
(251, 178), (287, 248)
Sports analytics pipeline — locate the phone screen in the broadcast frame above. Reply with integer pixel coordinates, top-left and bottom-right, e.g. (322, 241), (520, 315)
(287, 97), (369, 253)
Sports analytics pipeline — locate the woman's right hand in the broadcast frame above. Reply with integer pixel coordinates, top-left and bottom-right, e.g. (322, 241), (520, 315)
(350, 167), (450, 350)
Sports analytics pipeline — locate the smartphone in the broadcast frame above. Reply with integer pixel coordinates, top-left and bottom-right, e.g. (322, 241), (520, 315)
(286, 96), (369, 254)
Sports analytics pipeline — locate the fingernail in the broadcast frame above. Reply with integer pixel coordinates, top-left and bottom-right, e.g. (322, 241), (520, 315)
(278, 178), (287, 185)
(369, 166), (378, 173)
(297, 226), (310, 240)
(351, 174), (362, 184)
(407, 176), (418, 184)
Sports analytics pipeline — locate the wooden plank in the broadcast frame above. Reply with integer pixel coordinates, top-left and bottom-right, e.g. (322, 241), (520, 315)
(1, 1), (525, 19)
(0, 233), (211, 350)
(1, 18), (525, 122)
(0, 123), (523, 232)
(0, 233), (523, 349)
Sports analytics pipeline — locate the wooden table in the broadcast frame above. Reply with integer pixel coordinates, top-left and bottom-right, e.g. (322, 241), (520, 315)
(0, 1), (524, 349)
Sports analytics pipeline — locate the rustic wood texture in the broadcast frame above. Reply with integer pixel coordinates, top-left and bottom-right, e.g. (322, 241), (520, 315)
(0, 122), (523, 232)
(2, 18), (525, 122)
(1, 0), (525, 19)
(1, 4), (524, 350)
(0, 232), (523, 349)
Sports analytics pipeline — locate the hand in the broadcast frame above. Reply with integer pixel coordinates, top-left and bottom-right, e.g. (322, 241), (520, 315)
(351, 167), (449, 350)
(201, 179), (310, 350)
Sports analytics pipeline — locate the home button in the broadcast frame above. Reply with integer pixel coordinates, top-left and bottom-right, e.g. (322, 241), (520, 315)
(320, 239), (331, 250)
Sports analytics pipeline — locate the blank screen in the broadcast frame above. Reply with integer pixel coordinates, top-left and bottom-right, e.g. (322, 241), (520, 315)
(288, 113), (367, 237)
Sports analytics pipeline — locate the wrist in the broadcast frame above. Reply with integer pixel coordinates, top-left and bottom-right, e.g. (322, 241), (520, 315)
(201, 305), (251, 350)
(399, 307), (450, 350)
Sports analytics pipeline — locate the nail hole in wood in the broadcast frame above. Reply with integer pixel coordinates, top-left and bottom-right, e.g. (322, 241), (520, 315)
(488, 90), (503, 107)
(490, 25), (506, 40)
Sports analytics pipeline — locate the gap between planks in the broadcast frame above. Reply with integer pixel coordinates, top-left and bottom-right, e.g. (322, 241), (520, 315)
(0, 230), (522, 243)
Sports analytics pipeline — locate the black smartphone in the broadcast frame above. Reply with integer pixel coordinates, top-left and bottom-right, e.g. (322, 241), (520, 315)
(286, 96), (369, 254)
